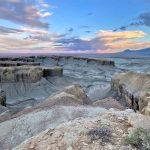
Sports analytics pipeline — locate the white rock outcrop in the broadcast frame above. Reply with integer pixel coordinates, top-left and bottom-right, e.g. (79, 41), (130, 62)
(112, 72), (150, 115)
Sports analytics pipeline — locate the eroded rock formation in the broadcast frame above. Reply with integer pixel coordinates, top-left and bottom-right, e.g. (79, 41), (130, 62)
(0, 61), (40, 67)
(37, 55), (115, 67)
(111, 72), (150, 115)
(0, 66), (43, 83)
(43, 67), (63, 77)
(0, 84), (93, 149)
(0, 89), (6, 106)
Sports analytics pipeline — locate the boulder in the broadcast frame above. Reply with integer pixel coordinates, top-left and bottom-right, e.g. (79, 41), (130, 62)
(111, 72), (150, 115)
(42, 67), (63, 77)
(0, 106), (106, 149)
(0, 66), (43, 83)
(128, 113), (150, 130)
(63, 84), (91, 104)
(45, 92), (85, 106)
(44, 84), (91, 106)
(0, 89), (6, 106)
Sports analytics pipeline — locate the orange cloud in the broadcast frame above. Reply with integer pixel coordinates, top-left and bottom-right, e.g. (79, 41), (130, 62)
(96, 30), (150, 53)
(97, 30), (146, 42)
(106, 41), (150, 50)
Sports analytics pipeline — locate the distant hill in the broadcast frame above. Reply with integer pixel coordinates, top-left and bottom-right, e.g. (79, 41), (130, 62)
(118, 48), (150, 55)
(102, 48), (150, 58)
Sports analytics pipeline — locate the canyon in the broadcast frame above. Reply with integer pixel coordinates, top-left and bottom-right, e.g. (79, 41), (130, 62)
(0, 55), (150, 150)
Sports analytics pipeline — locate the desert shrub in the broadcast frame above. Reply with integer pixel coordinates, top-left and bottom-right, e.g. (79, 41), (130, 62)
(87, 127), (112, 143)
(125, 128), (150, 150)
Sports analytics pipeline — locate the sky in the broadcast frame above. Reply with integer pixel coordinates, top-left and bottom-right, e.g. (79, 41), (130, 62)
(0, 0), (150, 53)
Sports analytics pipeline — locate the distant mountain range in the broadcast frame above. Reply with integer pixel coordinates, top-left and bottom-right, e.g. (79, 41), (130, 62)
(0, 48), (150, 58)
(101, 48), (150, 58)
(118, 48), (150, 55)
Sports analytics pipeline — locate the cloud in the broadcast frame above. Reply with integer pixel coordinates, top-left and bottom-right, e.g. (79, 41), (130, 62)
(0, 26), (23, 34)
(138, 11), (150, 27)
(87, 13), (93, 16)
(85, 31), (92, 33)
(54, 37), (108, 51)
(53, 30), (147, 52)
(97, 30), (149, 52)
(67, 28), (74, 33)
(106, 41), (150, 51)
(80, 25), (90, 29)
(0, 0), (51, 29)
(38, 12), (53, 17)
(97, 30), (146, 42)
(0, 28), (149, 53)
(115, 11), (150, 31)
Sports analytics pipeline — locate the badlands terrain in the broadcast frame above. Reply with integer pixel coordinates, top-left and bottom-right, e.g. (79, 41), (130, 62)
(0, 55), (150, 150)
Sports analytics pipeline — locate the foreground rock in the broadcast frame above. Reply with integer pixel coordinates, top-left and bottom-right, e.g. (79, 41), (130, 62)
(0, 106), (107, 149)
(0, 66), (43, 83)
(128, 113), (150, 130)
(112, 72), (150, 115)
(13, 109), (133, 150)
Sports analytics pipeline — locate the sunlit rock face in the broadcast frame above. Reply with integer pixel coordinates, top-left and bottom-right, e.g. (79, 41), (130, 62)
(111, 72), (150, 115)
(0, 66), (43, 83)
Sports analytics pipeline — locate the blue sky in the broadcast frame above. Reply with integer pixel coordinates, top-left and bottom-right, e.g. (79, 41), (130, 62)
(0, 0), (150, 53)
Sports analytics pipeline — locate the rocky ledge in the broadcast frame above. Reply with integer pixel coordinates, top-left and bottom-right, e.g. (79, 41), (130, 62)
(0, 66), (63, 83)
(43, 66), (63, 77)
(0, 66), (43, 83)
(111, 72), (150, 115)
(38, 55), (115, 67)
(0, 61), (40, 67)
(0, 56), (115, 67)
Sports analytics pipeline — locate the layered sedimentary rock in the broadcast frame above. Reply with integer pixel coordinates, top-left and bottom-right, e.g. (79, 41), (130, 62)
(0, 66), (43, 83)
(0, 61), (40, 67)
(0, 56), (115, 66)
(0, 89), (6, 106)
(36, 56), (115, 67)
(43, 67), (63, 77)
(111, 72), (150, 115)
(0, 57), (35, 62)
